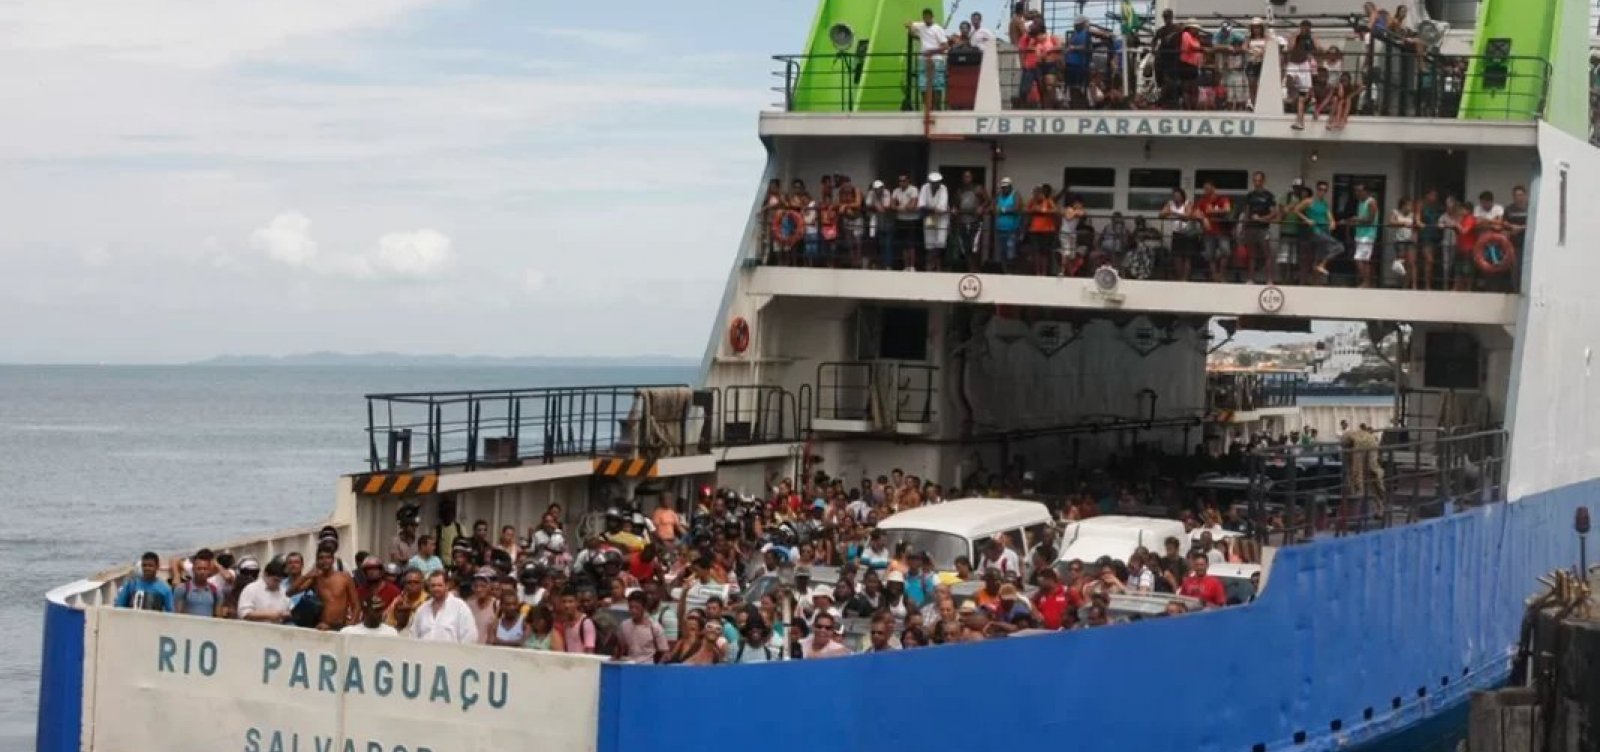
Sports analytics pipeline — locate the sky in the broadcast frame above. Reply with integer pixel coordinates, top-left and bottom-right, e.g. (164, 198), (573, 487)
(0, 0), (826, 364)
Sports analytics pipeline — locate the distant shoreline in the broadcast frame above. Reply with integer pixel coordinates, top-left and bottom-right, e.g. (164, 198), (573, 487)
(191, 353), (697, 368)
(0, 358), (698, 368)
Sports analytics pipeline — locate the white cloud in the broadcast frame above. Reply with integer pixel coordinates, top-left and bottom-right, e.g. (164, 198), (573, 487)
(0, 1), (444, 68)
(249, 213), (454, 281)
(375, 229), (454, 278)
(250, 212), (321, 269)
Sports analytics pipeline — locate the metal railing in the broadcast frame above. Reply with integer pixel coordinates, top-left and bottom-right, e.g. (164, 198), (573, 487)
(365, 384), (814, 472)
(759, 207), (1525, 292)
(1237, 427), (1507, 547)
(815, 361), (938, 426)
(772, 50), (917, 113)
(366, 384), (695, 471)
(1209, 371), (1300, 412)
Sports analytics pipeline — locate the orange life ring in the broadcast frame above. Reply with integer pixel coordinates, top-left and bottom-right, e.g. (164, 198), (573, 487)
(770, 209), (804, 248)
(1472, 232), (1516, 275)
(728, 317), (751, 354)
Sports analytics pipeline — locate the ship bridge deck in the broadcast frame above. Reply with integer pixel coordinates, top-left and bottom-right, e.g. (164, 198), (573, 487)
(766, 9), (1551, 146)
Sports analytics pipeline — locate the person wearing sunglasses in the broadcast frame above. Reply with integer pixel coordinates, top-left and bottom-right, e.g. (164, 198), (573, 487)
(802, 615), (852, 659)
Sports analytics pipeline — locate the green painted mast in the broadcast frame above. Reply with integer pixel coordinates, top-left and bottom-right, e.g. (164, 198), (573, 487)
(791, 0), (944, 112)
(1459, 0), (1587, 137)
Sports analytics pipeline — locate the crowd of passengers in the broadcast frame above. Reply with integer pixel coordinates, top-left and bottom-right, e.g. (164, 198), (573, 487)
(114, 461), (1281, 663)
(763, 170), (1530, 290)
(914, 3), (1456, 117)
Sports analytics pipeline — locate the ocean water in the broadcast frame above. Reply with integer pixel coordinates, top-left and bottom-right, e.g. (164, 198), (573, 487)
(0, 363), (695, 748)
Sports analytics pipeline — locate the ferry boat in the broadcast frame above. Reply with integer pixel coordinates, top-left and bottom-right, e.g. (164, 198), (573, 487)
(37, 0), (1600, 751)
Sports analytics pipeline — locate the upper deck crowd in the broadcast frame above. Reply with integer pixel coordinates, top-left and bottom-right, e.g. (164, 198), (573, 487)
(908, 3), (1477, 120)
(763, 170), (1530, 291)
(113, 459), (1277, 663)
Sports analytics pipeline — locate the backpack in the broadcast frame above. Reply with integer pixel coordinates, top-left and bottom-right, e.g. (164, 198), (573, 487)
(176, 581), (219, 611)
(291, 589), (324, 628)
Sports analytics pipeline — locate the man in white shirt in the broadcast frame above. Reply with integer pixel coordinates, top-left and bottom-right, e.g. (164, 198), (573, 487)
(238, 559), (293, 624)
(891, 175), (922, 270)
(919, 171), (951, 271)
(340, 597), (399, 637)
(410, 571), (479, 643)
(968, 12), (997, 48)
(1473, 190), (1504, 231)
(977, 536), (1021, 577)
(906, 9), (950, 111)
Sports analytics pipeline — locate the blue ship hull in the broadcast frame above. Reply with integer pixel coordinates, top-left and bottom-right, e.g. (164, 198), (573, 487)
(37, 482), (1586, 751)
(590, 483), (1585, 752)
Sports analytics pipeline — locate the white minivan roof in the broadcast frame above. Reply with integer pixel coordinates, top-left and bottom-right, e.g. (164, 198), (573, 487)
(878, 498), (1051, 538)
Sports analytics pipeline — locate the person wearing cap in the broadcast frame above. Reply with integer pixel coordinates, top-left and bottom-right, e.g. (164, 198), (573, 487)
(881, 569), (915, 628)
(993, 177), (1022, 270)
(464, 567), (500, 644)
(834, 174), (864, 267)
(390, 506), (421, 564)
(1245, 18), (1271, 102)
(1176, 20), (1205, 109)
(356, 556), (401, 609)
(865, 177), (894, 269)
(986, 583), (1034, 632)
(957, 600), (992, 641)
(808, 584), (842, 626)
(237, 558), (292, 623)
(411, 570), (479, 643)
(340, 596), (399, 637)
(217, 557), (259, 619)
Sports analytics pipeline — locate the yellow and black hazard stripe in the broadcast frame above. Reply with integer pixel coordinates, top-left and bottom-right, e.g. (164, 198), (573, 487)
(591, 457), (658, 478)
(355, 472), (439, 497)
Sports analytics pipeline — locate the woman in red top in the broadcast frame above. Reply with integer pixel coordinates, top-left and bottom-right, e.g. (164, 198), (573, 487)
(1177, 22), (1205, 108)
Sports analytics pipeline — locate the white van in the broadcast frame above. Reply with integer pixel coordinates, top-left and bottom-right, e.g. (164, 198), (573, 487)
(876, 498), (1053, 579)
(1055, 515), (1188, 565)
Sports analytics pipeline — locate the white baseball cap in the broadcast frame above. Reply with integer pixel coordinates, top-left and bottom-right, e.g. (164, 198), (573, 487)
(1000, 177), (1013, 186)
(928, 171), (943, 182)
(871, 179), (885, 189)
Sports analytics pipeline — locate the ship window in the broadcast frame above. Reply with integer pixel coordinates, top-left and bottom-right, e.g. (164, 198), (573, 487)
(1062, 167), (1116, 211)
(1194, 169), (1250, 204)
(1127, 168), (1181, 212)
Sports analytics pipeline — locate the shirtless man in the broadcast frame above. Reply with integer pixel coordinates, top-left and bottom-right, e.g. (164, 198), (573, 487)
(309, 544), (361, 630)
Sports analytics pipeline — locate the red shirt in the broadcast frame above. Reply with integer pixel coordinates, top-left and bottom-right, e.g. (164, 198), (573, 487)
(1194, 195), (1232, 236)
(357, 580), (401, 609)
(628, 552), (656, 582)
(1031, 585), (1080, 630)
(1179, 574), (1227, 607)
